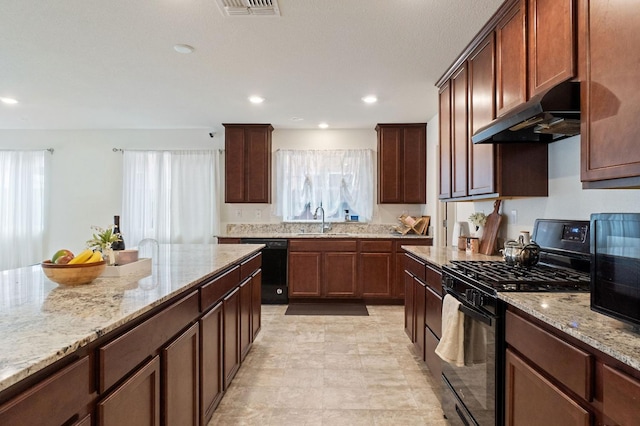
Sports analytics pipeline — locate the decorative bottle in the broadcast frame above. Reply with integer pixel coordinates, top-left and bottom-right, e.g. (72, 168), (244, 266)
(112, 215), (126, 250)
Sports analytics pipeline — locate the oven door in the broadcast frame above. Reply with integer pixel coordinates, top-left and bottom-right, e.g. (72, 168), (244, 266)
(441, 288), (497, 426)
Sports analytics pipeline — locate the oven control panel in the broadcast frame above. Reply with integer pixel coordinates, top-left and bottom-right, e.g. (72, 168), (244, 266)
(562, 223), (589, 243)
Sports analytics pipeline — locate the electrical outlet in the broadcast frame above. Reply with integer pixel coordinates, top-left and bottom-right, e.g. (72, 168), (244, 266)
(235, 209), (242, 218)
(255, 209), (262, 219)
(510, 209), (517, 223)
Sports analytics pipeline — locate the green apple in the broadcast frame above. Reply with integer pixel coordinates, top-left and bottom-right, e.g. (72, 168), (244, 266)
(52, 249), (74, 264)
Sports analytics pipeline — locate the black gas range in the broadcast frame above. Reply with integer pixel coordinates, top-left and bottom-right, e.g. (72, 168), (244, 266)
(444, 259), (590, 293)
(440, 219), (591, 426)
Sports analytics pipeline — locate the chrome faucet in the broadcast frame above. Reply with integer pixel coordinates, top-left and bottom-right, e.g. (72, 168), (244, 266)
(313, 205), (330, 233)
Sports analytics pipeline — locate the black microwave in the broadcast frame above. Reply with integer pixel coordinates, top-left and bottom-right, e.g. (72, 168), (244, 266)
(590, 213), (640, 327)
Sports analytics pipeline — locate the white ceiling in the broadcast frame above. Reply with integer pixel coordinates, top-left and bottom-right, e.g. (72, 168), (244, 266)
(1, 0), (504, 131)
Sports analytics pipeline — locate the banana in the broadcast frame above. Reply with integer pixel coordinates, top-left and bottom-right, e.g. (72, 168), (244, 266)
(85, 250), (103, 263)
(68, 249), (94, 264)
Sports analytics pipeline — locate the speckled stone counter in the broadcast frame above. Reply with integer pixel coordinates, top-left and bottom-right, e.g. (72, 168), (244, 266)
(0, 243), (262, 393)
(500, 292), (640, 372)
(218, 222), (433, 240)
(401, 245), (503, 268)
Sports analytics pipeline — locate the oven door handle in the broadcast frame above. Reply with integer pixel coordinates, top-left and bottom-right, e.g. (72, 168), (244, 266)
(458, 302), (493, 327)
(444, 287), (494, 327)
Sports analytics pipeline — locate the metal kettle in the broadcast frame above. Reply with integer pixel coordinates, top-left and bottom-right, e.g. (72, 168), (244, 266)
(502, 236), (541, 268)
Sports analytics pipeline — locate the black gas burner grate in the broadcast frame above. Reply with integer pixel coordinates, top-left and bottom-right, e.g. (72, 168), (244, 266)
(448, 260), (590, 292)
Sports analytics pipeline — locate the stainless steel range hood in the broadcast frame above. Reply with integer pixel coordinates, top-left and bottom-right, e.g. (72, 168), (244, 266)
(472, 81), (581, 144)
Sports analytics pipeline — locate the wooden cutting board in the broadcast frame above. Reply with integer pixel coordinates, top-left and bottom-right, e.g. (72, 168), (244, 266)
(479, 200), (502, 255)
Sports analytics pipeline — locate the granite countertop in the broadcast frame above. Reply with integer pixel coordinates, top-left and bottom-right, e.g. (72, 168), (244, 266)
(218, 232), (433, 239)
(500, 292), (640, 372)
(401, 245), (503, 267)
(0, 244), (262, 393)
(218, 222), (433, 240)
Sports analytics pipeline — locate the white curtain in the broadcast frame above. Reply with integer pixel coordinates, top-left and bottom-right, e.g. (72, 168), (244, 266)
(0, 150), (48, 270)
(122, 150), (221, 247)
(275, 149), (374, 221)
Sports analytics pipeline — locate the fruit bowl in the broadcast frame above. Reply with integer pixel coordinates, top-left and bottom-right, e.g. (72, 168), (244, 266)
(41, 260), (106, 286)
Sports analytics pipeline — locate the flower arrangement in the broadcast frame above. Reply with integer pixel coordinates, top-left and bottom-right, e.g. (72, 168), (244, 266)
(86, 225), (122, 251)
(86, 225), (122, 265)
(468, 212), (487, 230)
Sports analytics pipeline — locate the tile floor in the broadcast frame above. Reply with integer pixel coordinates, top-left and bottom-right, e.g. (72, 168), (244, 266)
(209, 304), (449, 425)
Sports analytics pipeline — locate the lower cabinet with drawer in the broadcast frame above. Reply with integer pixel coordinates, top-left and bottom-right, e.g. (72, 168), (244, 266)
(403, 253), (442, 382)
(504, 307), (640, 426)
(0, 356), (95, 426)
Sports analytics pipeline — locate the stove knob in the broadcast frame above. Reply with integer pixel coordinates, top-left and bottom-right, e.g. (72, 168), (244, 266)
(465, 289), (476, 305)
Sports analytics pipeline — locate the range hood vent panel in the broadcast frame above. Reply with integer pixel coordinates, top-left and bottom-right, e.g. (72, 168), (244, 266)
(472, 81), (581, 144)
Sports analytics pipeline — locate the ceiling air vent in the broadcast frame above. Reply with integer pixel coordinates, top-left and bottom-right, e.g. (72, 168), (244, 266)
(216, 0), (281, 16)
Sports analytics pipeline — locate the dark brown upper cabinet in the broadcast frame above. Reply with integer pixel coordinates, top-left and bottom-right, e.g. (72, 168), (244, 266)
(438, 82), (452, 199)
(495, 0), (526, 118)
(581, 0), (640, 188)
(224, 124), (273, 203)
(377, 123), (427, 204)
(528, 0), (576, 98)
(468, 35), (496, 196)
(450, 67), (469, 199)
(436, 0), (576, 201)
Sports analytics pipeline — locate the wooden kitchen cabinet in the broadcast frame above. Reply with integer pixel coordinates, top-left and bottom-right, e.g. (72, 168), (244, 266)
(0, 356), (94, 426)
(288, 251), (322, 297)
(376, 123), (427, 204)
(505, 349), (590, 426)
(359, 240), (394, 298)
(439, 81), (452, 199)
(223, 287), (240, 389)
(200, 302), (223, 425)
(601, 364), (640, 426)
(468, 34), (496, 196)
(436, 0), (581, 200)
(393, 239), (432, 299)
(495, 0), (526, 117)
(251, 269), (262, 340)
(288, 239), (358, 298)
(439, 71), (549, 200)
(97, 356), (161, 426)
(581, 0), (640, 188)
(162, 322), (199, 426)
(404, 253), (442, 381)
(223, 123), (273, 203)
(528, 0), (576, 98)
(450, 65), (469, 199)
(239, 278), (253, 361)
(403, 254), (426, 356)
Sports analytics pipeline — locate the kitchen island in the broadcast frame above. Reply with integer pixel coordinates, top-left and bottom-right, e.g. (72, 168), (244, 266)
(0, 243), (263, 425)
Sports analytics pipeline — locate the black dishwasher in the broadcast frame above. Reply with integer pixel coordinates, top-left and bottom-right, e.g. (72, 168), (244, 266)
(241, 238), (288, 304)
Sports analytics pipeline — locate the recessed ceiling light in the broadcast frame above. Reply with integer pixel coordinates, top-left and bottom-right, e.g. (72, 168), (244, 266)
(362, 95), (378, 104)
(1, 97), (18, 105)
(249, 96), (265, 104)
(173, 44), (195, 54)
(318, 123), (329, 129)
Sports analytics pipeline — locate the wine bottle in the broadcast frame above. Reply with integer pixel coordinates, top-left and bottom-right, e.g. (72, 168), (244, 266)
(112, 215), (126, 250)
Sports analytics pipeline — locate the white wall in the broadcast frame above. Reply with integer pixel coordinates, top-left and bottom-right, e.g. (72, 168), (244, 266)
(437, 128), (640, 242)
